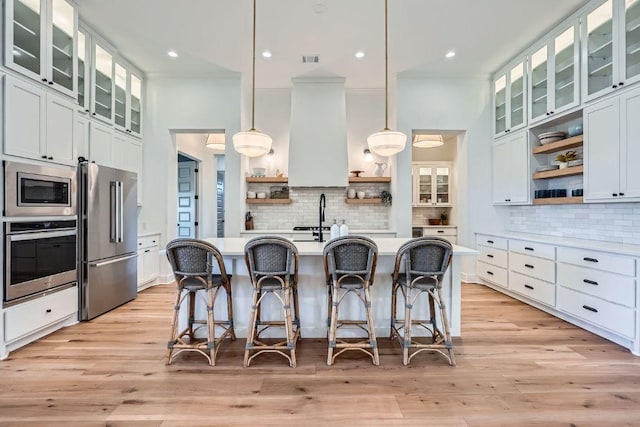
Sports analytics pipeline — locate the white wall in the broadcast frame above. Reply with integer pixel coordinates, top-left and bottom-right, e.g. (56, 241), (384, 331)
(140, 75), (242, 245)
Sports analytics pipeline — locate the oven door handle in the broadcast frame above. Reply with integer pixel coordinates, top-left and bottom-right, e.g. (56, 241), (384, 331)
(8, 229), (76, 241)
(89, 253), (137, 268)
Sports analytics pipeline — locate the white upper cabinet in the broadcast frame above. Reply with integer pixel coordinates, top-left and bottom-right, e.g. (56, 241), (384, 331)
(113, 60), (143, 138)
(76, 25), (90, 113)
(412, 162), (452, 207)
(90, 39), (115, 124)
(114, 62), (127, 131)
(4, 0), (78, 98)
(529, 22), (580, 123)
(492, 131), (530, 205)
(582, 0), (640, 102)
(493, 59), (527, 138)
(129, 72), (143, 137)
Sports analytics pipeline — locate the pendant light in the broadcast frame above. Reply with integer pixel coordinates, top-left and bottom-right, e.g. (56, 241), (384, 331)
(233, 0), (272, 157)
(367, 0), (406, 157)
(413, 134), (444, 148)
(205, 133), (226, 150)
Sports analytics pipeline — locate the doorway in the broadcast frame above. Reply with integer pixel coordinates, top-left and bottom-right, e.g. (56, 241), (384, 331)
(215, 154), (226, 237)
(177, 153), (199, 238)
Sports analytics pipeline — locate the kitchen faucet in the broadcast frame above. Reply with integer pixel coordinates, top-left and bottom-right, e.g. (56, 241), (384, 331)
(317, 193), (326, 242)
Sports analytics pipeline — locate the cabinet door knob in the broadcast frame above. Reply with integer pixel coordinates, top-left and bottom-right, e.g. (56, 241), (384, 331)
(48, 156), (53, 160)
(85, 109), (90, 113)
(619, 192), (625, 196)
(613, 84), (618, 89)
(42, 155), (48, 159)
(550, 111), (554, 114)
(46, 309), (52, 313)
(619, 82), (625, 86)
(612, 193), (618, 197)
(92, 113), (96, 116)
(42, 78), (48, 82)
(48, 81), (54, 85)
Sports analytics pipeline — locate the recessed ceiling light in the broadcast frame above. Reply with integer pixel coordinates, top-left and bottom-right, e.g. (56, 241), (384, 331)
(262, 50), (272, 58)
(445, 50), (456, 59)
(355, 51), (365, 59)
(167, 50), (178, 58)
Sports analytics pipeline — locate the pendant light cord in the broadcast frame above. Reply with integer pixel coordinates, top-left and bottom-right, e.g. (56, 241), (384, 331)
(251, 0), (257, 131)
(384, 0), (389, 131)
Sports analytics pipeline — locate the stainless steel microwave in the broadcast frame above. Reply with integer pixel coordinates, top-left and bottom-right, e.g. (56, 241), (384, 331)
(3, 161), (77, 217)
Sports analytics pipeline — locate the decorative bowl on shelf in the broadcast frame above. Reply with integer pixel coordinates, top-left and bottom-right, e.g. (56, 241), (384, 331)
(428, 218), (442, 225)
(567, 124), (583, 137)
(252, 167), (266, 177)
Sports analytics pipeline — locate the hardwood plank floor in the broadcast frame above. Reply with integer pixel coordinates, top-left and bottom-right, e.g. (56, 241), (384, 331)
(1, 283), (639, 426)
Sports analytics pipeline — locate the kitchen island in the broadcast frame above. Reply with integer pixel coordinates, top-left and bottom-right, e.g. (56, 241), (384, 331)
(197, 237), (477, 338)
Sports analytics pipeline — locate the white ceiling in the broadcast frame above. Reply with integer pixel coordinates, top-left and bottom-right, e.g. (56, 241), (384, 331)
(78, 0), (590, 88)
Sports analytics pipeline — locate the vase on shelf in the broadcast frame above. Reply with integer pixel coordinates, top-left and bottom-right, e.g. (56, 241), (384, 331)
(559, 162), (568, 169)
(374, 162), (387, 177)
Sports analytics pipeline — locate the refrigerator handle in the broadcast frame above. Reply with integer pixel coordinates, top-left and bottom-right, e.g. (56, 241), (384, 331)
(110, 181), (117, 243)
(118, 181), (124, 243)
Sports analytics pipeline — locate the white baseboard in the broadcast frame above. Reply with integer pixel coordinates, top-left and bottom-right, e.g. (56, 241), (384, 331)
(461, 272), (478, 283)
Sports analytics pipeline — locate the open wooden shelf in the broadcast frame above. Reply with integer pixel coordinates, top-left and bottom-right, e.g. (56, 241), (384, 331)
(348, 177), (391, 183)
(533, 196), (583, 205)
(532, 135), (583, 154)
(246, 198), (291, 204)
(246, 177), (288, 183)
(533, 165), (583, 179)
(345, 198), (382, 204)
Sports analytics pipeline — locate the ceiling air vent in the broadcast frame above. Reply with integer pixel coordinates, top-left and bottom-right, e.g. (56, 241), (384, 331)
(302, 55), (319, 64)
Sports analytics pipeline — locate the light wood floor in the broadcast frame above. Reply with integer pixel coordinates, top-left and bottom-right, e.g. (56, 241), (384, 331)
(1, 283), (640, 426)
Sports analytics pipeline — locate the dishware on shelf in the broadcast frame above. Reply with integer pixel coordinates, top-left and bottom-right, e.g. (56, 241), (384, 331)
(568, 159), (583, 167)
(572, 189), (583, 197)
(538, 131), (566, 145)
(256, 192), (267, 199)
(356, 191), (366, 199)
(567, 124), (583, 137)
(536, 165), (560, 172)
(347, 189), (356, 199)
(252, 167), (266, 177)
(350, 170), (364, 177)
(246, 191), (257, 199)
(428, 218), (441, 225)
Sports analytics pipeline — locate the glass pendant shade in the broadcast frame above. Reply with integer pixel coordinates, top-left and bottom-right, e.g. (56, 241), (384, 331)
(367, 129), (407, 156)
(205, 133), (226, 150)
(413, 134), (444, 148)
(232, 129), (272, 157)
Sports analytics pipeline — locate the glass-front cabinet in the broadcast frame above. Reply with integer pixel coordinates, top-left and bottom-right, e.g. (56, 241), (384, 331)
(112, 61), (143, 137)
(4, 0), (78, 97)
(529, 22), (580, 123)
(130, 73), (142, 136)
(582, 0), (640, 101)
(91, 41), (114, 123)
(77, 25), (90, 112)
(114, 63), (127, 130)
(412, 162), (452, 207)
(493, 59), (526, 138)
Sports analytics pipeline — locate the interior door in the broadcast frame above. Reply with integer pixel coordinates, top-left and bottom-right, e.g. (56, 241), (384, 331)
(216, 170), (225, 238)
(177, 160), (197, 238)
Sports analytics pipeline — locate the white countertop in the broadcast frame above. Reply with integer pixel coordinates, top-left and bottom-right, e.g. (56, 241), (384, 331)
(476, 230), (640, 257)
(204, 237), (477, 257)
(413, 225), (457, 229)
(240, 229), (396, 235)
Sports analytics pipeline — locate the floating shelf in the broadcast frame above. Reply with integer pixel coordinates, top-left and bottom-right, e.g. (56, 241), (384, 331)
(246, 198), (291, 204)
(533, 165), (583, 179)
(348, 177), (391, 183)
(246, 177), (288, 183)
(345, 198), (382, 204)
(533, 196), (583, 205)
(532, 135), (583, 154)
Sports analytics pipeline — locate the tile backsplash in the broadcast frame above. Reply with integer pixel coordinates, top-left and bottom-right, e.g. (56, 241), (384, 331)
(246, 187), (390, 230)
(508, 203), (640, 245)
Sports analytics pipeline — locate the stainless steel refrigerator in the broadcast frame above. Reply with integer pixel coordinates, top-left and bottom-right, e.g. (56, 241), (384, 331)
(78, 161), (137, 320)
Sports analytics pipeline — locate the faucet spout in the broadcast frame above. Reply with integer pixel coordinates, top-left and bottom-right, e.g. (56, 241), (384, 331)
(318, 193), (326, 242)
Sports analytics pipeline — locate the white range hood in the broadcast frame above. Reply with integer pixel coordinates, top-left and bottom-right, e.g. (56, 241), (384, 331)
(288, 77), (348, 187)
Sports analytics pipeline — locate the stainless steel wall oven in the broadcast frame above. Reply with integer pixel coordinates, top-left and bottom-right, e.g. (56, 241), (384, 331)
(4, 220), (77, 303)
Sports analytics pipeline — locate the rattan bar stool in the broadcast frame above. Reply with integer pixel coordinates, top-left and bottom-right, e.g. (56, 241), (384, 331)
(390, 237), (455, 366)
(165, 238), (236, 366)
(323, 235), (379, 366)
(244, 236), (301, 367)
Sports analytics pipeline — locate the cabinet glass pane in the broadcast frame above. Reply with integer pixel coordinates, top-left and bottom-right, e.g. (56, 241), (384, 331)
(436, 167), (449, 204)
(130, 75), (142, 134)
(51, 0), (74, 90)
(626, 0), (640, 80)
(531, 46), (548, 119)
(418, 167), (433, 204)
(114, 63), (127, 128)
(94, 44), (113, 120)
(495, 75), (506, 134)
(510, 63), (525, 128)
(77, 30), (85, 106)
(586, 0), (614, 95)
(12, 0), (41, 75)
(555, 27), (576, 109)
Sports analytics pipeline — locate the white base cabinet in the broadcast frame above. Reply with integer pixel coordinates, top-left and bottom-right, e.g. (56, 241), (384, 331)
(137, 234), (160, 291)
(476, 232), (639, 356)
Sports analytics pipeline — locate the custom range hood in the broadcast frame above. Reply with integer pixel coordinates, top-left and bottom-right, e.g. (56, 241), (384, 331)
(288, 77), (348, 187)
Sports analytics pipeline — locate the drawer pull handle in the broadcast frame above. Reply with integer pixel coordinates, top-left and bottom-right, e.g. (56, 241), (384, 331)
(145, 249), (151, 253)
(524, 264), (534, 269)
(487, 240), (494, 244)
(486, 271), (494, 276)
(583, 257), (599, 263)
(524, 247), (534, 251)
(524, 284), (534, 290)
(582, 305), (598, 313)
(486, 254), (494, 258)
(583, 279), (598, 286)
(437, 230), (445, 233)
(46, 309), (52, 313)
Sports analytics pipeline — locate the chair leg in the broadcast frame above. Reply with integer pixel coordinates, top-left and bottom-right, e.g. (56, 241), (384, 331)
(428, 291), (438, 343)
(166, 286), (182, 365)
(292, 283), (301, 336)
(225, 282), (236, 341)
(244, 287), (260, 367)
(327, 283), (339, 365)
(390, 281), (397, 339)
(363, 284), (379, 366)
(207, 286), (215, 366)
(403, 286), (412, 366)
(187, 290), (197, 340)
(436, 285), (456, 366)
(283, 286), (296, 368)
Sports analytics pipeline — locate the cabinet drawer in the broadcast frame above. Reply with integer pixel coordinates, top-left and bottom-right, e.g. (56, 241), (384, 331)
(557, 287), (635, 338)
(478, 246), (508, 269)
(557, 263), (636, 307)
(4, 286), (78, 342)
(477, 261), (508, 288)
(509, 271), (556, 307)
(509, 252), (555, 283)
(509, 239), (555, 260)
(557, 247), (635, 276)
(476, 234), (508, 251)
(423, 228), (457, 237)
(137, 235), (160, 250)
